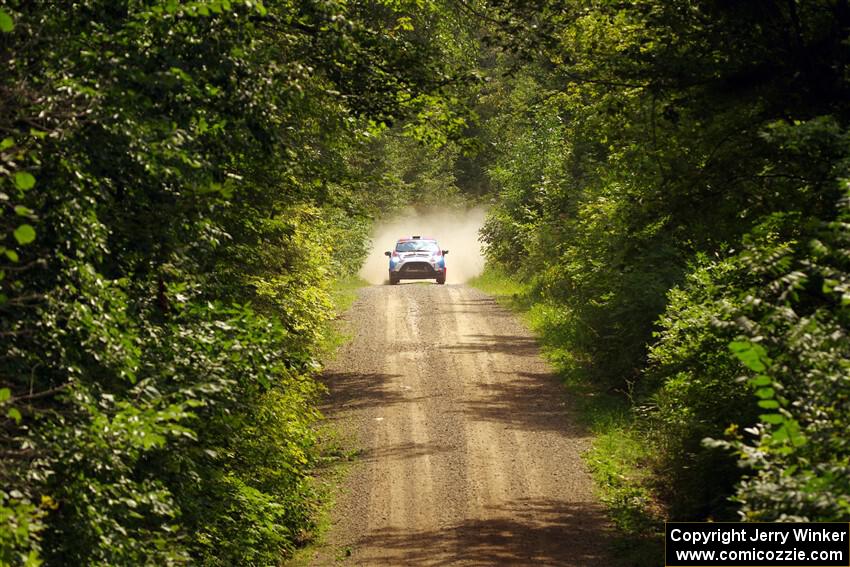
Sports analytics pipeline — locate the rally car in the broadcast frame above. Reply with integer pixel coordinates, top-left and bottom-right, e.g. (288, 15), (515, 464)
(384, 236), (448, 285)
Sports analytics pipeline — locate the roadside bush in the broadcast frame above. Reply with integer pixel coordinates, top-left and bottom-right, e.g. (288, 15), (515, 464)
(716, 190), (850, 521)
(643, 253), (761, 519)
(477, 0), (850, 525)
(0, 0), (470, 564)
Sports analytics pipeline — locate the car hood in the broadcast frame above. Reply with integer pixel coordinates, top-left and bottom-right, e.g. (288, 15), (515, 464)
(397, 251), (439, 260)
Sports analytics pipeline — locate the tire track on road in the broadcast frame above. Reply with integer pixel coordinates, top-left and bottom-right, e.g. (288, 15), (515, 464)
(308, 284), (614, 566)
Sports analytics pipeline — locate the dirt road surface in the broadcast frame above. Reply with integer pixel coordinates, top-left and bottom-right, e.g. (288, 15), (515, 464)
(309, 284), (614, 566)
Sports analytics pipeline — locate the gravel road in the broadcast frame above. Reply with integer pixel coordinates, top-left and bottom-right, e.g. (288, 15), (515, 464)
(309, 284), (614, 566)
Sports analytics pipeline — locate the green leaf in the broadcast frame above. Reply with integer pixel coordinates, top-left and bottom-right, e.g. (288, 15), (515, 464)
(755, 387), (775, 399)
(0, 388), (10, 402)
(757, 399), (780, 409)
(729, 340), (768, 372)
(7, 407), (21, 424)
(749, 374), (771, 386)
(771, 424), (789, 442)
(14, 172), (36, 190)
(0, 138), (14, 150)
(0, 9), (13, 33)
(809, 238), (828, 258)
(14, 205), (32, 216)
(5, 249), (19, 262)
(760, 413), (785, 425)
(13, 224), (36, 245)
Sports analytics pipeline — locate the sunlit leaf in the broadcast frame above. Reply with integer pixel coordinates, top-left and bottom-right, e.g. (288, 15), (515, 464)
(755, 387), (775, 399)
(0, 9), (13, 33)
(14, 172), (36, 190)
(749, 375), (771, 387)
(13, 224), (36, 245)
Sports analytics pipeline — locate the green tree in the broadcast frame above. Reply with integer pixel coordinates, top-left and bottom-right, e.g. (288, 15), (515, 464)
(0, 0), (473, 563)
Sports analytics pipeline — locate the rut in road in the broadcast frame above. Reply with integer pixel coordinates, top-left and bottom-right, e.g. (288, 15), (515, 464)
(309, 284), (614, 566)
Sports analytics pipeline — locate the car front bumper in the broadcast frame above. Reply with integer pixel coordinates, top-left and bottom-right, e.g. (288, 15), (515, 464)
(390, 260), (446, 279)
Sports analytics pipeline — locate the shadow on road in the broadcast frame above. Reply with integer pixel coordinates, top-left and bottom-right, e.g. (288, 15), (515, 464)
(354, 498), (613, 566)
(446, 334), (541, 357)
(320, 371), (405, 412)
(457, 374), (586, 436)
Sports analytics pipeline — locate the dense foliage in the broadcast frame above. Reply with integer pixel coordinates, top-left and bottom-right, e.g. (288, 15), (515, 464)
(475, 0), (850, 523)
(0, 0), (473, 564)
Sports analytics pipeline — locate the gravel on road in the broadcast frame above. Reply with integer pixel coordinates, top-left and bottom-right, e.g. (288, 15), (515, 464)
(308, 283), (614, 566)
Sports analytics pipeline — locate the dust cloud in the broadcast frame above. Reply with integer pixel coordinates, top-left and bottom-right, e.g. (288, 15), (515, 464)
(359, 207), (488, 285)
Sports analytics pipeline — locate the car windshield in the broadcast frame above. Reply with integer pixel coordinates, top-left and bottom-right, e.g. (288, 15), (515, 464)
(396, 240), (439, 252)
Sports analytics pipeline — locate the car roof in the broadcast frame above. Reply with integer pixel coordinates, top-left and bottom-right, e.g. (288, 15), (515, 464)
(396, 236), (437, 242)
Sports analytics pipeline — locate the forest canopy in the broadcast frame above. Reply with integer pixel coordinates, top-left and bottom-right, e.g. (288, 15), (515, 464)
(476, 0), (850, 525)
(0, 0), (475, 563)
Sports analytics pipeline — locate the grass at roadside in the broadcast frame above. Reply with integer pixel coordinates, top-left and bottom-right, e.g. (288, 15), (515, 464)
(287, 276), (368, 566)
(329, 276), (369, 313)
(469, 266), (664, 566)
(468, 266), (531, 311)
(317, 276), (368, 356)
(286, 423), (359, 567)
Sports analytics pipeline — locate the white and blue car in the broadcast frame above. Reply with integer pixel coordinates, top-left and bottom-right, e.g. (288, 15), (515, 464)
(384, 236), (448, 285)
